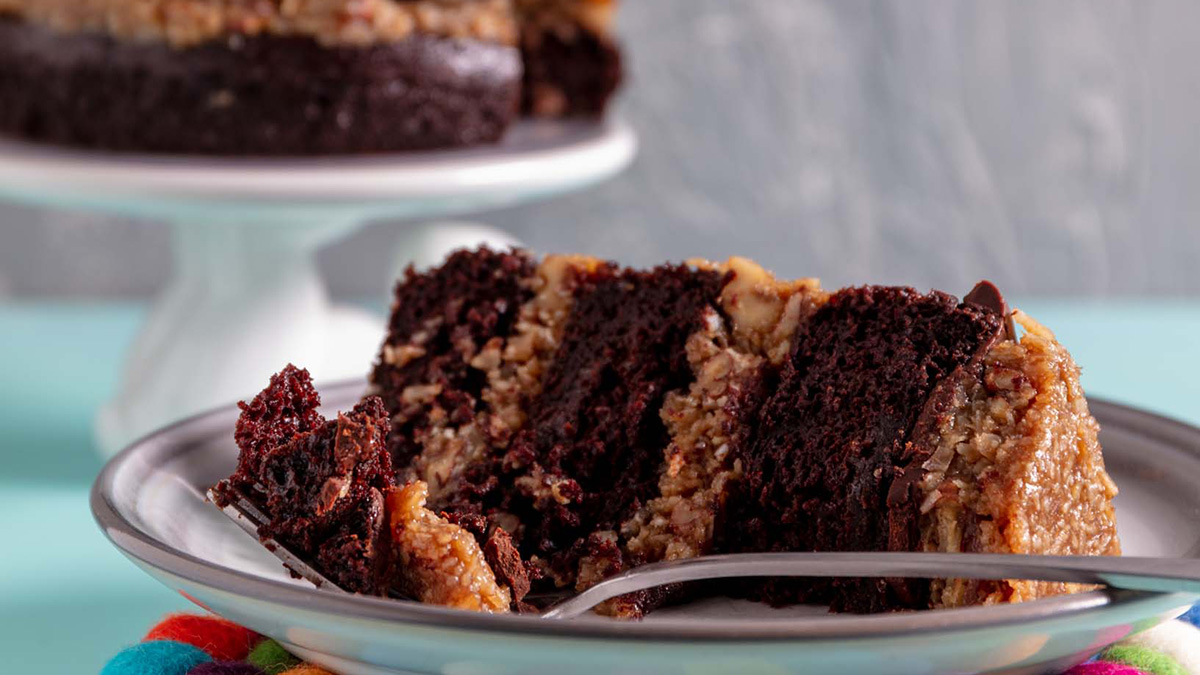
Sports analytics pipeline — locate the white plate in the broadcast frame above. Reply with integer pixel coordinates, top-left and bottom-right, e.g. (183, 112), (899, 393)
(92, 383), (1200, 675)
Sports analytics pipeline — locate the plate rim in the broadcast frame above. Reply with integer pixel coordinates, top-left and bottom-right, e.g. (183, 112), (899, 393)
(91, 384), (1200, 643)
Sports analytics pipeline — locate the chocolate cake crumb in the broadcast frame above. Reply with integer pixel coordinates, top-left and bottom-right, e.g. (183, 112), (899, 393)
(502, 264), (726, 588)
(719, 285), (1003, 612)
(231, 364), (325, 492)
(484, 527), (532, 602)
(219, 370), (395, 594)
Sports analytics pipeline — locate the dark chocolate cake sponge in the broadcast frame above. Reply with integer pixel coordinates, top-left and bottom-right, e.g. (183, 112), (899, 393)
(371, 248), (537, 469)
(717, 286), (1004, 611)
(232, 364), (326, 486)
(501, 264), (727, 583)
(219, 366), (395, 594)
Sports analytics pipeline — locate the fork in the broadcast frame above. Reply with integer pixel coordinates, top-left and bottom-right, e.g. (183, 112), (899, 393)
(211, 487), (1200, 620)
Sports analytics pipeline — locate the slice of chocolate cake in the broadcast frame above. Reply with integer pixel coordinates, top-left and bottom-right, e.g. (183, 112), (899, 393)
(220, 248), (1119, 618)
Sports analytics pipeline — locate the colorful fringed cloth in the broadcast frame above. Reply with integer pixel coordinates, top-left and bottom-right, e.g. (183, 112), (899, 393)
(103, 607), (1200, 675)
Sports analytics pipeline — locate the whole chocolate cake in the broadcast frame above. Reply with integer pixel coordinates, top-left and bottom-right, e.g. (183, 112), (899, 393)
(0, 0), (622, 154)
(218, 248), (1120, 617)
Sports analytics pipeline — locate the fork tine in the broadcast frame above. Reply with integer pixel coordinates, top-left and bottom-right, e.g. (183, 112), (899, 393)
(206, 486), (346, 593)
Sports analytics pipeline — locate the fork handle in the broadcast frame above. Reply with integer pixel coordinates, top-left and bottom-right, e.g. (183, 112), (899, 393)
(541, 552), (1200, 619)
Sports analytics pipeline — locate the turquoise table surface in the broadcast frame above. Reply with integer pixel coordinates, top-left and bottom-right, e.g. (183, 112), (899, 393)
(1, 300), (1199, 674)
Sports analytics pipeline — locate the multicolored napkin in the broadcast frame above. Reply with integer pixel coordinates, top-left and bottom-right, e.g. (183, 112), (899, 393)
(103, 606), (1200, 675)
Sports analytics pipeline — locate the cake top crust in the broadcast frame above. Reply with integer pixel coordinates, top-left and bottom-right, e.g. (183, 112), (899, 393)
(0, 0), (517, 47)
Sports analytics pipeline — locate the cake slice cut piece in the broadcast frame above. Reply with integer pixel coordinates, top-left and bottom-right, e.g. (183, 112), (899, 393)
(365, 249), (1118, 616)
(221, 249), (1120, 618)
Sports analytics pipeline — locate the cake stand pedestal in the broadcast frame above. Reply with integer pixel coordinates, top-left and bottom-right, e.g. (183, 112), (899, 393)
(0, 119), (636, 455)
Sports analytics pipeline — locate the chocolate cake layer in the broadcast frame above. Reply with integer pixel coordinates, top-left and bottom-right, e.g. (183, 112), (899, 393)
(371, 249), (537, 475)
(0, 18), (521, 154)
(612, 258), (825, 617)
(718, 286), (1005, 612)
(502, 264), (726, 588)
(514, 1), (621, 116)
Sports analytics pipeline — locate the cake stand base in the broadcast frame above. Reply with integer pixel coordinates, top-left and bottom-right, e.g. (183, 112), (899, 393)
(94, 219), (374, 453)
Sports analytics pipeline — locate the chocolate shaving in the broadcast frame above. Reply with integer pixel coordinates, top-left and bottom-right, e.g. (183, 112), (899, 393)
(965, 281), (1017, 341)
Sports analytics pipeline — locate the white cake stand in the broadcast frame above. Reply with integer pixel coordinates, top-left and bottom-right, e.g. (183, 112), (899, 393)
(0, 119), (636, 455)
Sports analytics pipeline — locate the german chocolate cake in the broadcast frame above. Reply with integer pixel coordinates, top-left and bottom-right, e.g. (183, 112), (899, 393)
(0, 0), (621, 154)
(216, 248), (1120, 616)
